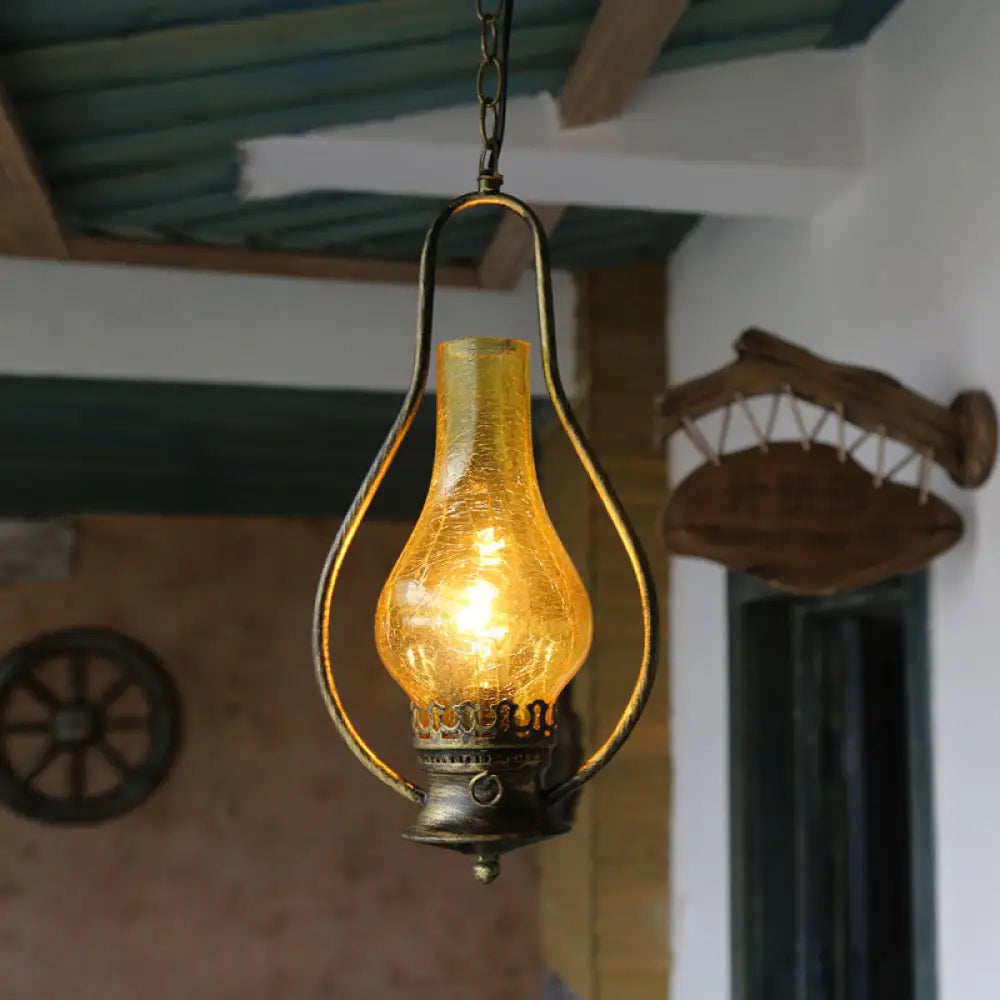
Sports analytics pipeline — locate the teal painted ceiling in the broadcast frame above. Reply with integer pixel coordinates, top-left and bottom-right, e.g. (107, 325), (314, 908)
(0, 0), (900, 272)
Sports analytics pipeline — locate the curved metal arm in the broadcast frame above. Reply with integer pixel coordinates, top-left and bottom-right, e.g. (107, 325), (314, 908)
(313, 190), (659, 807)
(499, 195), (659, 804)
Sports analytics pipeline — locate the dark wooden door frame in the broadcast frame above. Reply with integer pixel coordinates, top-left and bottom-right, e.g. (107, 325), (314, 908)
(728, 573), (937, 1000)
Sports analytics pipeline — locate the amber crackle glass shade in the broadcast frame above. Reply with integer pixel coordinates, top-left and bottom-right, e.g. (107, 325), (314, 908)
(375, 338), (593, 717)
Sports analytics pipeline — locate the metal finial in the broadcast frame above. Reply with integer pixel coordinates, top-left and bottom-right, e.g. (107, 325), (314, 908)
(473, 854), (501, 884)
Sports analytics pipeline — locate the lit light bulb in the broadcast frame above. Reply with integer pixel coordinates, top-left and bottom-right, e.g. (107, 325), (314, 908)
(375, 338), (592, 715)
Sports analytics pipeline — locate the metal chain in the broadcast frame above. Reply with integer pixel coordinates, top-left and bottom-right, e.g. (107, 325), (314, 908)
(476, 0), (514, 191)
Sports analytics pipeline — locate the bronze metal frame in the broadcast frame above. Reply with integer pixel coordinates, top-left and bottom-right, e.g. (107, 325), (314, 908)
(312, 191), (659, 880)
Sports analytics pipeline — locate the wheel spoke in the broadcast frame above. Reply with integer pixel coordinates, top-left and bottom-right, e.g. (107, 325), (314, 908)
(104, 715), (151, 732)
(0, 719), (51, 735)
(98, 673), (133, 707)
(69, 747), (87, 802)
(97, 739), (133, 778)
(69, 651), (89, 701)
(21, 743), (60, 784)
(19, 674), (62, 709)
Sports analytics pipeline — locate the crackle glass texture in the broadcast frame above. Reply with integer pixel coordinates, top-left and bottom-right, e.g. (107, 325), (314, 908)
(375, 338), (593, 710)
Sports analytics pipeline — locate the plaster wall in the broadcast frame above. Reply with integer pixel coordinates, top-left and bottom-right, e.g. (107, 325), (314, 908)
(668, 2), (1000, 999)
(0, 260), (575, 394)
(0, 516), (540, 1000)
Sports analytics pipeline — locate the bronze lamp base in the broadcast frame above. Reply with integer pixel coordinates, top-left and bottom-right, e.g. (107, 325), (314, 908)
(406, 701), (568, 883)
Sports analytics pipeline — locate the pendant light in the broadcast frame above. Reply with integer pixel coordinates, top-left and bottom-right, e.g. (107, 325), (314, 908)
(313, 0), (658, 884)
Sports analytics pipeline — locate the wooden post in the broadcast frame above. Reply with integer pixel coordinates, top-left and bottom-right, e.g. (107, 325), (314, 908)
(539, 263), (671, 1000)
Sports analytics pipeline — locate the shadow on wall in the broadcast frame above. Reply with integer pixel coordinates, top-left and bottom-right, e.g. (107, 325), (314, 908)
(543, 969), (584, 999)
(0, 515), (540, 1000)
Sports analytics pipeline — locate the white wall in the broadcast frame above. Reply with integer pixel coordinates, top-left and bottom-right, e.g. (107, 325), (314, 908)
(0, 257), (575, 394)
(669, 1), (1000, 999)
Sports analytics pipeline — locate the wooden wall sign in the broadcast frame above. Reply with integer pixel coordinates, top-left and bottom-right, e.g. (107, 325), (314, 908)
(655, 330), (997, 595)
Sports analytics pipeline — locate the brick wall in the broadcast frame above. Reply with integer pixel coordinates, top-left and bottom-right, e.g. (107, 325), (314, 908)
(0, 516), (541, 1000)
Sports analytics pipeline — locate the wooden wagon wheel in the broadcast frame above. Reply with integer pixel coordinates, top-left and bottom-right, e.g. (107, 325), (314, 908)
(0, 628), (180, 824)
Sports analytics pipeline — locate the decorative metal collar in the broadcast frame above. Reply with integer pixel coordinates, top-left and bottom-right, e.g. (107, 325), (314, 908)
(411, 699), (556, 744)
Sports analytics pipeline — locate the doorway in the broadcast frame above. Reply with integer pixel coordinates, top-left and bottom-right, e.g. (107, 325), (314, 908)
(728, 575), (936, 1000)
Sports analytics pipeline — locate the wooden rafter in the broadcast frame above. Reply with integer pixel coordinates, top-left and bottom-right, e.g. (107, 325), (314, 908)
(65, 235), (480, 288)
(478, 0), (691, 291)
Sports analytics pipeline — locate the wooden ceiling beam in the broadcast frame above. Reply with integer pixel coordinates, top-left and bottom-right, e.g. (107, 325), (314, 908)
(0, 90), (68, 258)
(0, 225), (481, 288)
(558, 0), (691, 130)
(478, 203), (567, 295)
(478, 0), (690, 291)
(63, 234), (481, 288)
